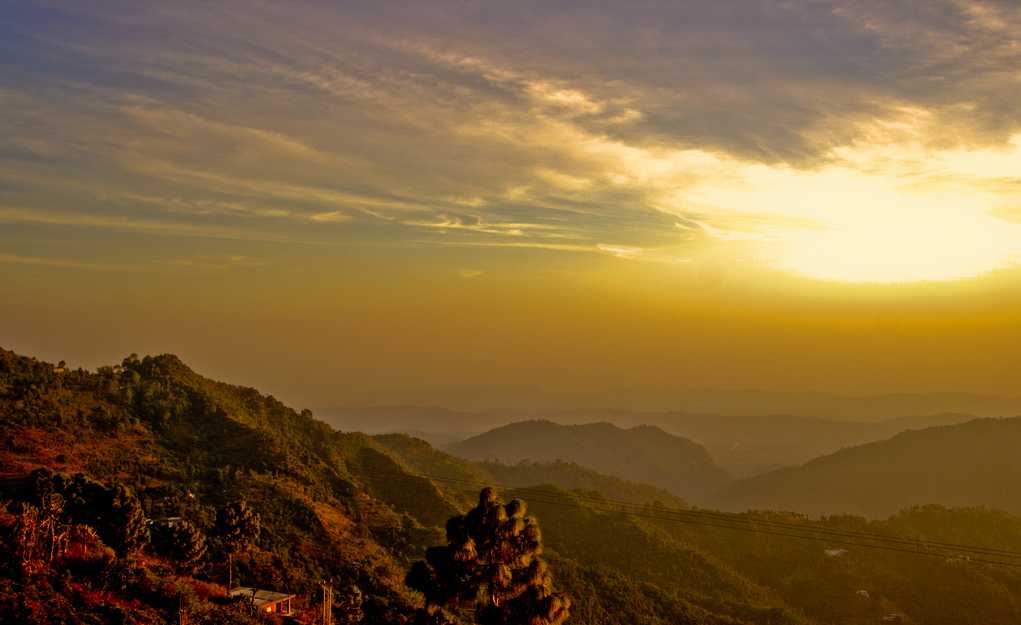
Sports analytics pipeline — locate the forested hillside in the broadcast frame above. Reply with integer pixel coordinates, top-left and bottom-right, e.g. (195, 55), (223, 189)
(715, 418), (1021, 517)
(4, 347), (1021, 625)
(0, 348), (458, 624)
(0, 348), (779, 625)
(379, 428), (1021, 625)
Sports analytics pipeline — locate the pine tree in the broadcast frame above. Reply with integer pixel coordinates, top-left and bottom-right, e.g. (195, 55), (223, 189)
(152, 519), (208, 573)
(32, 470), (149, 558)
(406, 488), (570, 625)
(104, 483), (149, 556)
(213, 500), (261, 590)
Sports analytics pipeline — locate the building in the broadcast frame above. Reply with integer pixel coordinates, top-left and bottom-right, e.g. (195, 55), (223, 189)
(231, 587), (295, 617)
(149, 516), (184, 529)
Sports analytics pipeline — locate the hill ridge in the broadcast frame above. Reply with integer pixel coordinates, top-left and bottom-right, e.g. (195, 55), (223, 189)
(448, 419), (732, 502)
(715, 416), (1021, 518)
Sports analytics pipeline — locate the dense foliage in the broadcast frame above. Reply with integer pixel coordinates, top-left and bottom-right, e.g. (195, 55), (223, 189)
(0, 348), (448, 624)
(214, 499), (262, 589)
(407, 488), (570, 625)
(4, 346), (1021, 625)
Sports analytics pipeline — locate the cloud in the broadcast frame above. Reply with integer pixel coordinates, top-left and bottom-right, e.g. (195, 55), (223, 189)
(0, 253), (139, 272)
(166, 254), (266, 269)
(0, 206), (291, 242)
(4, 1), (1021, 283)
(308, 211), (351, 223)
(597, 244), (645, 260)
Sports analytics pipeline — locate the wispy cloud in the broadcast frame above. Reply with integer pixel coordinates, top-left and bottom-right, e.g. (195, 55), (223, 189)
(4, 1), (1021, 282)
(0, 206), (291, 242)
(0, 253), (139, 272)
(165, 254), (266, 269)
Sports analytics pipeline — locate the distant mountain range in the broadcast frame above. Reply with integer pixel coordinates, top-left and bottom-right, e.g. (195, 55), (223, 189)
(447, 420), (733, 501)
(322, 388), (1021, 421)
(372, 434), (688, 508)
(440, 415), (1021, 518)
(8, 346), (1021, 625)
(322, 405), (478, 446)
(714, 417), (1021, 517)
(587, 411), (976, 477)
(324, 405), (978, 477)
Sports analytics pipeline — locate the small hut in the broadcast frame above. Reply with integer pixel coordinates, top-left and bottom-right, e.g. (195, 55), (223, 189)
(231, 587), (295, 616)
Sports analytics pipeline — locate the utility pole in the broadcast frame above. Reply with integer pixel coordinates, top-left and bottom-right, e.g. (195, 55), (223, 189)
(321, 580), (333, 625)
(178, 594), (187, 625)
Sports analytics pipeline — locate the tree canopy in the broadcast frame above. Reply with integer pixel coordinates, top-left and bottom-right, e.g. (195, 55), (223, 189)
(407, 487), (571, 625)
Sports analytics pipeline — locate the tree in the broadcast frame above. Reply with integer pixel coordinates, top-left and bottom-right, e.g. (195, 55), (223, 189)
(336, 584), (364, 625)
(151, 519), (208, 573)
(214, 500), (261, 590)
(29, 469), (149, 558)
(11, 495), (67, 576)
(406, 488), (570, 625)
(102, 483), (150, 556)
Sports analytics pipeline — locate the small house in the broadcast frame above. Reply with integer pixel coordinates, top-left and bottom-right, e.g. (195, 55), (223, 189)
(231, 587), (295, 617)
(149, 516), (184, 529)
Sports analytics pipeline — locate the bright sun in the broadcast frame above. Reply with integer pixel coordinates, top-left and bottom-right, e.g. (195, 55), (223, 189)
(671, 130), (1021, 284)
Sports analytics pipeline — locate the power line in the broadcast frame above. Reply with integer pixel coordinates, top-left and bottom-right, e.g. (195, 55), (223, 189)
(414, 473), (1021, 557)
(405, 472), (1021, 569)
(413, 473), (1021, 557)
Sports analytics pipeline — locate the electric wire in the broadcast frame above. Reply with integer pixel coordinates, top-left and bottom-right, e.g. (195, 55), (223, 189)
(402, 472), (1021, 568)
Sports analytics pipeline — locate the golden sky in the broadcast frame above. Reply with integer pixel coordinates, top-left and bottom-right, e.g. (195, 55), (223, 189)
(3, 1), (1021, 408)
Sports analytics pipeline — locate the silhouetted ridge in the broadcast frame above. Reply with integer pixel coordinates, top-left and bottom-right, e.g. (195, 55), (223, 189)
(448, 419), (732, 501)
(715, 416), (1021, 517)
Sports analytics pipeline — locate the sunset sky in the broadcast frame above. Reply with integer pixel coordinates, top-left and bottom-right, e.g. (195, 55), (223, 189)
(3, 1), (1021, 408)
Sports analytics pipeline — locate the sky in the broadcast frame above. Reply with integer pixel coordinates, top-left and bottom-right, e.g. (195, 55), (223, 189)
(3, 1), (1021, 410)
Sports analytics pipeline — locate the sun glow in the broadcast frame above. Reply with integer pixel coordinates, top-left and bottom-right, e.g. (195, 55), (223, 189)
(531, 108), (1021, 283)
(653, 132), (1021, 283)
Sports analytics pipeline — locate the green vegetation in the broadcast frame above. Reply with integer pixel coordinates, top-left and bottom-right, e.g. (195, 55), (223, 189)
(151, 518), (207, 573)
(407, 488), (570, 625)
(4, 346), (1021, 625)
(214, 500), (262, 590)
(0, 348), (440, 624)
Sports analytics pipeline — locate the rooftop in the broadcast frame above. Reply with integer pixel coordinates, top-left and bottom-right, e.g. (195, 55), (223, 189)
(229, 587), (295, 608)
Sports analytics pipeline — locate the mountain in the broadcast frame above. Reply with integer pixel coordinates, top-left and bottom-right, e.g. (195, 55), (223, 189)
(0, 348), (458, 624)
(7, 346), (1021, 625)
(324, 406), (977, 477)
(371, 423), (1021, 625)
(601, 411), (976, 477)
(570, 389), (1019, 421)
(323, 389), (1021, 421)
(447, 420), (733, 502)
(715, 417), (1021, 517)
(373, 433), (688, 508)
(0, 347), (792, 625)
(322, 405), (481, 443)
